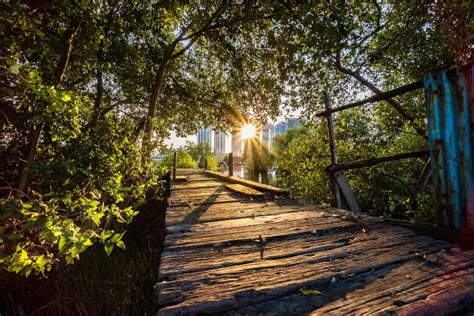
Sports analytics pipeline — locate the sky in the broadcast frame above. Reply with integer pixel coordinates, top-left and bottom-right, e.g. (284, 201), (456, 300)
(164, 131), (196, 149)
(165, 131), (234, 152)
(165, 107), (303, 149)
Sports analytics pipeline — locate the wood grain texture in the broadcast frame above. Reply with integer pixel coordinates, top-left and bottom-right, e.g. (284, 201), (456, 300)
(156, 169), (473, 315)
(225, 184), (265, 197)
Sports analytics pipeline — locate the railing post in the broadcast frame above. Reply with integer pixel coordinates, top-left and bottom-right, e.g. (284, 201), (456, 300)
(172, 150), (177, 181)
(324, 92), (341, 209)
(204, 158), (208, 170)
(228, 152), (233, 176)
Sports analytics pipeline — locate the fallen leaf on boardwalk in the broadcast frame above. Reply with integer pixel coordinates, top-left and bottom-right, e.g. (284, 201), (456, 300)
(300, 287), (323, 295)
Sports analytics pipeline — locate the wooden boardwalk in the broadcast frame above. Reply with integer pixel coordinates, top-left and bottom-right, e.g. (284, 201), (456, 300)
(156, 169), (474, 315)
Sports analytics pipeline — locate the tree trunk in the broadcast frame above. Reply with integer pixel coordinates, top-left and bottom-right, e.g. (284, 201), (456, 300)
(143, 59), (169, 149)
(91, 38), (104, 130)
(17, 123), (44, 193)
(17, 26), (79, 194)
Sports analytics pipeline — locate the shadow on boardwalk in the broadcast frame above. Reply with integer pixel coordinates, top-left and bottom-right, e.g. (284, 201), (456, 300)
(156, 169), (474, 315)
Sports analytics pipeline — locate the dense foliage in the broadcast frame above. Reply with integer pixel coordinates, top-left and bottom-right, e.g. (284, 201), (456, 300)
(0, 0), (471, 312)
(157, 143), (222, 171)
(272, 113), (433, 221)
(0, 1), (290, 278)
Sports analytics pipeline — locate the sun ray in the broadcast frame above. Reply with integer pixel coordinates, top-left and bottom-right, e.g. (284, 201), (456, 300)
(241, 124), (256, 140)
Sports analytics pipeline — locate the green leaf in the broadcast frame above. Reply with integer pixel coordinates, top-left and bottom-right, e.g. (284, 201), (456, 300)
(58, 236), (67, 251)
(22, 202), (33, 209)
(92, 212), (104, 226)
(83, 239), (93, 246)
(116, 240), (125, 249)
(300, 286), (323, 296)
(100, 230), (114, 240)
(35, 255), (48, 273)
(104, 243), (114, 256)
(19, 249), (28, 261)
(9, 63), (20, 74)
(61, 94), (72, 102)
(8, 232), (22, 241)
(110, 232), (125, 243)
(24, 267), (33, 277)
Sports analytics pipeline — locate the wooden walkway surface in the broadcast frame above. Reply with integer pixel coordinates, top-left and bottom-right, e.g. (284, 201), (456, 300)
(156, 169), (474, 315)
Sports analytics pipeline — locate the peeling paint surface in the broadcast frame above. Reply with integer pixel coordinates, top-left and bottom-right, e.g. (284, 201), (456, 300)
(424, 64), (474, 229)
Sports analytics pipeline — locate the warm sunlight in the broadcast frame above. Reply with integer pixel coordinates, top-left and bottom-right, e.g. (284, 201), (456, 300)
(241, 124), (256, 140)
(4, 1), (471, 313)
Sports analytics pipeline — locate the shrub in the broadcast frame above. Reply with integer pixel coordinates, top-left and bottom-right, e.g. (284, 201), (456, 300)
(0, 65), (163, 277)
(272, 117), (432, 221)
(157, 149), (198, 170)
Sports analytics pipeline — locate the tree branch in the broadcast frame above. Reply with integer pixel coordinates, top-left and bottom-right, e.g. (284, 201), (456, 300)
(170, 0), (230, 59)
(334, 51), (427, 138)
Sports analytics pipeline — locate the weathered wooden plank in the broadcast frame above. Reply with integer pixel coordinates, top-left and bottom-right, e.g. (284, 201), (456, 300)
(165, 203), (327, 225)
(172, 175), (187, 182)
(164, 212), (370, 249)
(335, 171), (361, 213)
(316, 80), (424, 117)
(185, 177), (219, 182)
(315, 250), (474, 315)
(171, 181), (226, 190)
(165, 219), (357, 249)
(228, 252), (473, 316)
(160, 233), (443, 288)
(169, 186), (229, 197)
(168, 209), (352, 233)
(160, 225), (417, 279)
(225, 184), (265, 198)
(204, 170), (289, 195)
(157, 169), (472, 315)
(158, 239), (448, 314)
(168, 194), (247, 207)
(166, 198), (312, 213)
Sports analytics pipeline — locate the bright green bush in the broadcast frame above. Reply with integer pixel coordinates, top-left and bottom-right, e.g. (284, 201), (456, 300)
(272, 113), (433, 221)
(204, 155), (218, 171)
(177, 151), (199, 169)
(157, 149), (198, 170)
(0, 64), (163, 277)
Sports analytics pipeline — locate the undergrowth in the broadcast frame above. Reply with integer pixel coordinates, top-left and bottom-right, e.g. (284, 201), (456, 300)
(0, 176), (170, 315)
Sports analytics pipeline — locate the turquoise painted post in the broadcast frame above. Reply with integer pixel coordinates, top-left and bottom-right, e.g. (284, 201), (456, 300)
(424, 64), (474, 229)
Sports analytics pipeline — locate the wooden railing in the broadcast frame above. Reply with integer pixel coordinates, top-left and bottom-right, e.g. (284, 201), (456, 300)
(317, 81), (428, 212)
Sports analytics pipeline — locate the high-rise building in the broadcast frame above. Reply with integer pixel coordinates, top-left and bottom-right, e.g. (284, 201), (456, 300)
(213, 131), (226, 153)
(197, 126), (212, 145)
(261, 125), (272, 147)
(288, 118), (301, 129)
(274, 121), (288, 136)
(231, 130), (242, 156)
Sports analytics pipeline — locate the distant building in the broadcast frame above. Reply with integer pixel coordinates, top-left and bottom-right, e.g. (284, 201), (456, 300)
(213, 131), (226, 153)
(197, 118), (301, 155)
(262, 119), (302, 150)
(231, 130), (242, 156)
(197, 126), (212, 145)
(287, 118), (301, 129)
(261, 125), (273, 147)
(274, 121), (288, 136)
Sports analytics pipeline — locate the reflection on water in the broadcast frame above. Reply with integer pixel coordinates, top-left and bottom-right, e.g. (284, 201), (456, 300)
(233, 165), (276, 185)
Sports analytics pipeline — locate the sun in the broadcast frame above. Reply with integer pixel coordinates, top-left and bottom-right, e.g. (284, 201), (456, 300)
(241, 124), (256, 140)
